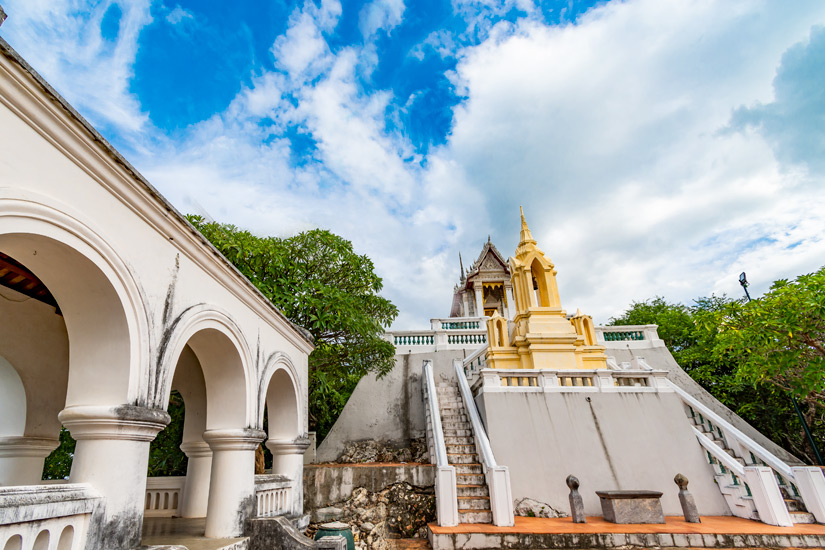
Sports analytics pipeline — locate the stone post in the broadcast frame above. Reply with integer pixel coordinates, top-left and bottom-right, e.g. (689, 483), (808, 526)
(59, 404), (170, 550)
(674, 473), (700, 523)
(267, 437), (311, 516)
(504, 285), (515, 320)
(474, 286), (484, 317)
(179, 440), (212, 518)
(462, 293), (470, 318)
(203, 428), (265, 538)
(0, 436), (59, 485)
(566, 475), (585, 523)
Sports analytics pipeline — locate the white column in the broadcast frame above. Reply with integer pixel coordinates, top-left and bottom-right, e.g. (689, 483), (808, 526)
(461, 293), (470, 318)
(267, 437), (311, 516)
(504, 285), (515, 320)
(179, 440), (212, 518)
(0, 436), (59, 486)
(474, 286), (484, 317)
(59, 405), (169, 550)
(203, 429), (265, 538)
(792, 466), (825, 523)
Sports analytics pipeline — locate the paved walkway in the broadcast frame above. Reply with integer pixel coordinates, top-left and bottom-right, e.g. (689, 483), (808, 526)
(429, 515), (825, 535)
(141, 517), (248, 550)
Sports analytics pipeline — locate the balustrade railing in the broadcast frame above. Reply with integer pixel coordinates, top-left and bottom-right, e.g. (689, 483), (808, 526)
(388, 317), (488, 354)
(454, 360), (514, 526)
(0, 484), (101, 550)
(145, 476), (185, 517)
(255, 475), (292, 517)
(595, 325), (664, 348)
(472, 368), (671, 395)
(670, 381), (825, 526)
(422, 360), (458, 527)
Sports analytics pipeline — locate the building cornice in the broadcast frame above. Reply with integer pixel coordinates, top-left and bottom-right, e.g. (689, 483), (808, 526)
(0, 37), (313, 353)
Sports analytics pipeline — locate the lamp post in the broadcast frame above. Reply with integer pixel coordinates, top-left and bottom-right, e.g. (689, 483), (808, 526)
(739, 272), (823, 466)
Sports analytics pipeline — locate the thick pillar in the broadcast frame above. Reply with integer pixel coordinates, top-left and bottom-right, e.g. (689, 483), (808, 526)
(461, 293), (470, 318)
(179, 440), (212, 518)
(203, 429), (265, 538)
(267, 437), (311, 515)
(59, 405), (169, 550)
(504, 285), (515, 320)
(0, 436), (59, 486)
(474, 286), (484, 317)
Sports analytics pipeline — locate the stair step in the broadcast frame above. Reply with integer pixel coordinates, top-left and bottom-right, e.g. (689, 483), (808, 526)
(459, 510), (492, 524)
(445, 444), (476, 454)
(447, 453), (479, 464)
(440, 401), (466, 410)
(457, 496), (491, 510)
(445, 436), (474, 445)
(785, 498), (807, 512)
(457, 473), (485, 485)
(442, 422), (471, 431)
(454, 463), (483, 475)
(440, 413), (468, 422)
(457, 484), (490, 497)
(791, 511), (817, 524)
(443, 428), (472, 437)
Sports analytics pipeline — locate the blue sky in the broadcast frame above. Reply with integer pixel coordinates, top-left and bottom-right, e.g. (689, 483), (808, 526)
(2, 0), (825, 329)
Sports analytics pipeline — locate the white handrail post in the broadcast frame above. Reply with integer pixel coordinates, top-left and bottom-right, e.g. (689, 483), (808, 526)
(453, 360), (515, 526)
(792, 466), (825, 523)
(744, 466), (794, 526)
(422, 360), (458, 527)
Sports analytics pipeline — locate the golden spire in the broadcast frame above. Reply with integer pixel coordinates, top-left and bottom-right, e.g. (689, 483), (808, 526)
(515, 206), (538, 258)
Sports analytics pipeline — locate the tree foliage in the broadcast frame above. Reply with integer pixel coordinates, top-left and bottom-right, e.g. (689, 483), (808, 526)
(188, 216), (398, 440)
(609, 273), (825, 464)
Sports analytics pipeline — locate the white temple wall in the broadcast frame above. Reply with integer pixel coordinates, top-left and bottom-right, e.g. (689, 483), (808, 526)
(477, 390), (731, 516)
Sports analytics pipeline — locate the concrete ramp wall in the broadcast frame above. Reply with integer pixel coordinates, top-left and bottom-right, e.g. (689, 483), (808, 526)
(479, 389), (731, 517)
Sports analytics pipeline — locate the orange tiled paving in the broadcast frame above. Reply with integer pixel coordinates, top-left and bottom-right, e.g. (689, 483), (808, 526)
(429, 516), (825, 536)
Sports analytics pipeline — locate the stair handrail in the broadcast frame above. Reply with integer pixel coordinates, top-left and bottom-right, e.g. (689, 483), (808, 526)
(462, 344), (488, 368)
(692, 426), (746, 477)
(668, 380), (796, 481)
(424, 360), (449, 467)
(454, 359), (515, 526)
(422, 359), (459, 526)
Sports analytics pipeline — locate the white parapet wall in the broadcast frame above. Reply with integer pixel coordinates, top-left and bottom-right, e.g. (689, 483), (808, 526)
(0, 483), (102, 550)
(474, 368), (731, 517)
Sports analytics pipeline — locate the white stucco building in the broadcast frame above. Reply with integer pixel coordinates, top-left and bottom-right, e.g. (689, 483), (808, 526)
(0, 21), (313, 550)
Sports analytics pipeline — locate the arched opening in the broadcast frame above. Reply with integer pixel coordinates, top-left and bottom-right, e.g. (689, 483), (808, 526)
(0, 356), (25, 437)
(0, 233), (136, 407)
(530, 258), (550, 307)
(148, 317), (254, 540)
(56, 526), (74, 550)
(264, 368), (300, 442)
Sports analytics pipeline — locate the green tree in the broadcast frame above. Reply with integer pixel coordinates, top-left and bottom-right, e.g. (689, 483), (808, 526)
(187, 217), (398, 440)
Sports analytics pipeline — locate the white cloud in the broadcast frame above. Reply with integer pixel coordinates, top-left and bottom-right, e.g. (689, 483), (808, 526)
(5, 0), (825, 332)
(438, 0), (825, 323)
(1, 0), (152, 134)
(165, 5), (193, 25)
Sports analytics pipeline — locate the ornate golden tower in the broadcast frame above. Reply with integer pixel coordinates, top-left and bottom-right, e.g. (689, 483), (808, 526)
(485, 208), (607, 370)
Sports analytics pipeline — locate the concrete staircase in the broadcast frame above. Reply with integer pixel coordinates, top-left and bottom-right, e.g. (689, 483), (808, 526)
(689, 413), (816, 524)
(436, 383), (492, 524)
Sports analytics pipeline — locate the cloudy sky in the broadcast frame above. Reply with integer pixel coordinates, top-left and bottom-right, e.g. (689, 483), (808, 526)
(2, 0), (824, 329)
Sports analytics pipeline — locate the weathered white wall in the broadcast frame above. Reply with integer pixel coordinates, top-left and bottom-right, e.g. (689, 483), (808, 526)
(478, 389), (731, 516)
(316, 350), (463, 462)
(606, 344), (800, 465)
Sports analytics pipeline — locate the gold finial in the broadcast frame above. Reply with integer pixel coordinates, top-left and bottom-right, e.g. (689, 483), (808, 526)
(518, 206), (536, 249)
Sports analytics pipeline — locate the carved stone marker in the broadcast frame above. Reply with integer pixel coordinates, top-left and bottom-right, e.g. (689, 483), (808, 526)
(595, 490), (664, 524)
(566, 475), (586, 523)
(317, 536), (348, 550)
(674, 473), (701, 523)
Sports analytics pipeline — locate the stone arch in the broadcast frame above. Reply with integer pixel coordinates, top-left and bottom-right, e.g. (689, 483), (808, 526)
(159, 307), (254, 430)
(259, 353), (303, 441)
(530, 257), (550, 307)
(0, 194), (147, 408)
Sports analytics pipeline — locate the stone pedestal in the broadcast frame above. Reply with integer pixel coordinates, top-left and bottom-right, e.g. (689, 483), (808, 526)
(59, 404), (170, 550)
(179, 440), (212, 518)
(596, 490), (664, 524)
(204, 428), (265, 538)
(0, 436), (59, 486)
